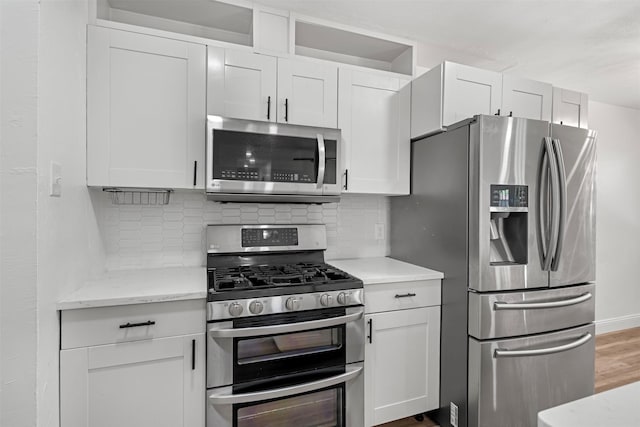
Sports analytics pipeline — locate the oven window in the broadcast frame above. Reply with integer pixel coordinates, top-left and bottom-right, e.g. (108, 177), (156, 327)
(237, 328), (342, 365)
(236, 387), (344, 427)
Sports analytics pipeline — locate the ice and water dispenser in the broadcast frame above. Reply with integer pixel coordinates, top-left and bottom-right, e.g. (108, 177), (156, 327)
(489, 185), (528, 265)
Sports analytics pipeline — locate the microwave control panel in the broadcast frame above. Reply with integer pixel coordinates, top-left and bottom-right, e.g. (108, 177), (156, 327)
(219, 168), (314, 183)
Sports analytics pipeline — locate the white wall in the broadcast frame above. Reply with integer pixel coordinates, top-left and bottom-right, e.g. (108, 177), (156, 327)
(96, 192), (389, 269)
(590, 101), (640, 333)
(0, 1), (39, 426)
(36, 1), (106, 425)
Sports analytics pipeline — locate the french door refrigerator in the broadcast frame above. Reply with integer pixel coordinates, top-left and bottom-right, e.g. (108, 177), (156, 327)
(390, 115), (597, 427)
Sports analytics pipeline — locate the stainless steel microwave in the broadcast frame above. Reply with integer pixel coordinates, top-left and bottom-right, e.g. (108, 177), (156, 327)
(206, 116), (341, 203)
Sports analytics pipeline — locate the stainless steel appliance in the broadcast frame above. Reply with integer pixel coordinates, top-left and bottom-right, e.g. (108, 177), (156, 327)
(390, 115), (597, 427)
(205, 224), (364, 427)
(206, 116), (341, 203)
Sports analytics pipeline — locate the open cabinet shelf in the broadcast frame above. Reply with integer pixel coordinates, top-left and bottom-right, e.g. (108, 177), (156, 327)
(294, 18), (415, 76)
(96, 0), (254, 46)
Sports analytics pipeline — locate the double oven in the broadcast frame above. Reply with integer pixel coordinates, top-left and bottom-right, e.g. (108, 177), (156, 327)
(205, 224), (364, 427)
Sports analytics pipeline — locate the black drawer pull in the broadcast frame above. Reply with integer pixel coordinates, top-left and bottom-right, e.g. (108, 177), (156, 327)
(119, 320), (156, 329)
(395, 293), (416, 298)
(367, 319), (373, 344)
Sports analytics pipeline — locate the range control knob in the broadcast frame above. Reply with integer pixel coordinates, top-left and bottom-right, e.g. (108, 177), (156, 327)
(337, 292), (349, 305)
(228, 302), (243, 317)
(285, 297), (300, 311)
(249, 300), (264, 315)
(320, 294), (333, 307)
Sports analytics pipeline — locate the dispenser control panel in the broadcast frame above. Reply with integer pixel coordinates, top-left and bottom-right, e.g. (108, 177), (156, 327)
(490, 185), (528, 208)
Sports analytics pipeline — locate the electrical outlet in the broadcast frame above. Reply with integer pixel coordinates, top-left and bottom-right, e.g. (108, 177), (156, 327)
(374, 223), (385, 240)
(450, 402), (459, 427)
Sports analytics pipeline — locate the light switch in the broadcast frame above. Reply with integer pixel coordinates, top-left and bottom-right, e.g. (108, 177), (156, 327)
(374, 223), (385, 240)
(50, 161), (62, 197)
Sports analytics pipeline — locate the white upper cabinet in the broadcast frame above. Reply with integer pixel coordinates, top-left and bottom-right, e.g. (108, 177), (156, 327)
(207, 47), (277, 122)
(208, 48), (338, 128)
(442, 62), (503, 126)
(552, 87), (589, 128)
(339, 69), (410, 195)
(277, 59), (338, 128)
(412, 61), (553, 138)
(87, 26), (206, 189)
(502, 74), (552, 121)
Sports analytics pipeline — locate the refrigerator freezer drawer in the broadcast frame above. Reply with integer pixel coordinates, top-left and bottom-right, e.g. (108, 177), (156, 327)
(468, 283), (595, 340)
(468, 323), (595, 427)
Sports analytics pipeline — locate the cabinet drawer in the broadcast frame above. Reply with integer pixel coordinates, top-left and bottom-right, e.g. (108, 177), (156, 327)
(468, 283), (595, 340)
(365, 280), (441, 314)
(61, 299), (205, 349)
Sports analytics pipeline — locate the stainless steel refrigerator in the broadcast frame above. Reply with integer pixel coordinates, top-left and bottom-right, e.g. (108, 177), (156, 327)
(390, 115), (597, 427)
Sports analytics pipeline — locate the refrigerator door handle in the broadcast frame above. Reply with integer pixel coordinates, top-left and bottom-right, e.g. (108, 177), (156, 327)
(550, 138), (567, 271)
(494, 333), (592, 358)
(539, 137), (561, 271)
(493, 292), (592, 310)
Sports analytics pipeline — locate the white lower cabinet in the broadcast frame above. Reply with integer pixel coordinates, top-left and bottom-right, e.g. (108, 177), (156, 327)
(364, 282), (441, 426)
(60, 300), (206, 427)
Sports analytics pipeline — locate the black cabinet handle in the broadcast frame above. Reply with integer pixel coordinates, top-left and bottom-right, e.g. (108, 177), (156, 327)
(119, 320), (155, 329)
(191, 339), (196, 370)
(495, 109), (501, 116)
(367, 319), (373, 344)
(343, 169), (348, 190)
(509, 111), (513, 117)
(285, 98), (289, 122)
(193, 161), (197, 186)
(395, 293), (417, 298)
(267, 96), (271, 120)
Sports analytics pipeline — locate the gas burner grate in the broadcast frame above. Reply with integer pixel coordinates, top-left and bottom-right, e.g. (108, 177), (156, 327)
(212, 262), (354, 291)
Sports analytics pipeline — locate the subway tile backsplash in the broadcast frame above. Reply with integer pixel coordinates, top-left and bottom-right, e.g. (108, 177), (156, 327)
(95, 190), (389, 270)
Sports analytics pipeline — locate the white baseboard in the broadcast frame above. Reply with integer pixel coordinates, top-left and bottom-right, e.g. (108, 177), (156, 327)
(595, 313), (640, 334)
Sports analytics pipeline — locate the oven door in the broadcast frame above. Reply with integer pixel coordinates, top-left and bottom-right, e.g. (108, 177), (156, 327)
(206, 116), (341, 199)
(207, 361), (364, 427)
(207, 307), (364, 389)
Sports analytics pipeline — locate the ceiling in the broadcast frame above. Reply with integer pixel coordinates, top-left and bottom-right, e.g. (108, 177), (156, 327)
(255, 0), (640, 109)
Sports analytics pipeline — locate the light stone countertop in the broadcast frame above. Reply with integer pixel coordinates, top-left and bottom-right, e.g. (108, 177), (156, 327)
(57, 267), (207, 310)
(328, 257), (443, 284)
(537, 381), (640, 427)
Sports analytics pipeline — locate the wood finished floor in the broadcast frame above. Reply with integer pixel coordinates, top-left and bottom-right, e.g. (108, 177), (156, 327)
(381, 326), (640, 427)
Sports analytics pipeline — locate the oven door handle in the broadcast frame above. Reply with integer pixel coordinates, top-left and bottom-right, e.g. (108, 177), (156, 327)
(208, 309), (363, 338)
(208, 365), (363, 405)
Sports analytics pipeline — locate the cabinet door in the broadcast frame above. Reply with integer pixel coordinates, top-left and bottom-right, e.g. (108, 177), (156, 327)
(442, 61), (502, 126)
(60, 334), (205, 427)
(339, 69), (410, 195)
(87, 26), (205, 189)
(502, 74), (552, 121)
(207, 48), (277, 122)
(552, 87), (589, 129)
(364, 307), (440, 427)
(277, 59), (338, 128)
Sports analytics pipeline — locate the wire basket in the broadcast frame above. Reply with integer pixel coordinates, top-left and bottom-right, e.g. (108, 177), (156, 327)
(103, 188), (173, 205)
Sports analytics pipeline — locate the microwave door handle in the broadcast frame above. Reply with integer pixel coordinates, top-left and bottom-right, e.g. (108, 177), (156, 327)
(316, 134), (326, 189)
(208, 309), (363, 338)
(208, 365), (363, 405)
(551, 138), (567, 271)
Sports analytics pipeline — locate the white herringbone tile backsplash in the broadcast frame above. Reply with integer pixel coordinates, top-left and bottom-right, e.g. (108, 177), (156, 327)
(94, 190), (389, 270)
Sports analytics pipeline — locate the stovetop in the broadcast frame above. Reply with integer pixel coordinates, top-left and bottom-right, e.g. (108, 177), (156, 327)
(212, 262), (354, 291)
(205, 225), (363, 317)
(207, 261), (362, 302)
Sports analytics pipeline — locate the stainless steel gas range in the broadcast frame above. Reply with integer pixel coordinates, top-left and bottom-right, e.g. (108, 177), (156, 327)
(205, 224), (364, 427)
